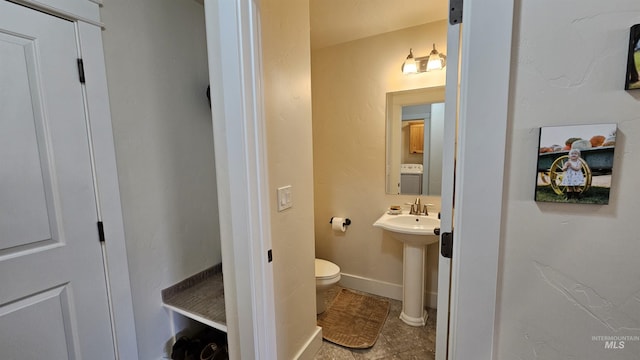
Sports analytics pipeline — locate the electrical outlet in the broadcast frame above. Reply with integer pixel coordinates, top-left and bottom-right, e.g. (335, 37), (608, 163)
(277, 185), (292, 211)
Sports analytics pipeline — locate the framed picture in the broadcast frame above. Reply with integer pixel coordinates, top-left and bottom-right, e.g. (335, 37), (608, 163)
(535, 124), (617, 204)
(625, 24), (640, 90)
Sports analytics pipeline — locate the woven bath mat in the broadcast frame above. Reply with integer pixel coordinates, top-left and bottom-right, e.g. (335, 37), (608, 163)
(317, 289), (390, 349)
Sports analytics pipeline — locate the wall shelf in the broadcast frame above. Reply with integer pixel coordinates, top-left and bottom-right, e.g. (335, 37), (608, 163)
(161, 264), (226, 333)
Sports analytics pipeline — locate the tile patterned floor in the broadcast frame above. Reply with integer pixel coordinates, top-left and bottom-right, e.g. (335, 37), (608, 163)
(314, 286), (437, 360)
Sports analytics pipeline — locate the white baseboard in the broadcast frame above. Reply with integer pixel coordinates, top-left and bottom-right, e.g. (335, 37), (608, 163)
(293, 326), (323, 360)
(339, 272), (438, 309)
(339, 272), (403, 301)
(426, 290), (438, 309)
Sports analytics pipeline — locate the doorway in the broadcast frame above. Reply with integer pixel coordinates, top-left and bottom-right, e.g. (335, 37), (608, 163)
(309, 1), (452, 358)
(204, 0), (514, 358)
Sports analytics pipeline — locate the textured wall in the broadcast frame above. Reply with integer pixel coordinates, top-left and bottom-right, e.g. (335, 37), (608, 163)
(261, 0), (320, 358)
(312, 21), (447, 300)
(496, 1), (640, 358)
(100, 1), (221, 358)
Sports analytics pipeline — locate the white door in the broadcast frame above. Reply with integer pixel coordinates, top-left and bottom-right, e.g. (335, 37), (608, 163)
(0, 2), (115, 359)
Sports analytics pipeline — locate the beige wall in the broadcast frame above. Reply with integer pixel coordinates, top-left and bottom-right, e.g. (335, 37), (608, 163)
(261, 0), (319, 358)
(496, 1), (640, 358)
(100, 1), (220, 358)
(312, 21), (447, 301)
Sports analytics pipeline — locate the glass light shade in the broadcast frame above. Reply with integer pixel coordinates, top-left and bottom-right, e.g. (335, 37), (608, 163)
(426, 44), (446, 71)
(426, 55), (444, 71)
(403, 59), (417, 74)
(402, 49), (418, 74)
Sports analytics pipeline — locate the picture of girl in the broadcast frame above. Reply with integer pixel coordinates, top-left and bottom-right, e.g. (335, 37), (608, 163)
(536, 124), (616, 204)
(561, 149), (585, 198)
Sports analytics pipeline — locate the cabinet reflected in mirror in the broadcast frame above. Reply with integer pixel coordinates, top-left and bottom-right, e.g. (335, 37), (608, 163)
(386, 87), (445, 195)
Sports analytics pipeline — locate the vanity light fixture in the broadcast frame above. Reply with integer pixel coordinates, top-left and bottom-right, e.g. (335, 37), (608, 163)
(401, 44), (447, 74)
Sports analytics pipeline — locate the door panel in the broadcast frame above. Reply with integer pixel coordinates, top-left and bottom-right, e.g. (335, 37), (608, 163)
(0, 286), (77, 360)
(0, 32), (57, 251)
(0, 2), (115, 359)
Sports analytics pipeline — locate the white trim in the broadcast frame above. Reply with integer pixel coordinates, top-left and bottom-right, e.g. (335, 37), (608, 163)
(162, 304), (227, 333)
(425, 290), (438, 310)
(204, 0), (277, 359)
(339, 273), (403, 301)
(77, 21), (138, 359)
(8, 0), (104, 28)
(449, 0), (514, 359)
(293, 326), (323, 360)
(436, 19), (461, 360)
(339, 273), (438, 308)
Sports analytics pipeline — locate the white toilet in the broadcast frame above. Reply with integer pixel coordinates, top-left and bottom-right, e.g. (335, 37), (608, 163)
(315, 258), (341, 314)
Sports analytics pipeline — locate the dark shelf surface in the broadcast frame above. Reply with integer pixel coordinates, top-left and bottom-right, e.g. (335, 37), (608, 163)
(161, 264), (226, 332)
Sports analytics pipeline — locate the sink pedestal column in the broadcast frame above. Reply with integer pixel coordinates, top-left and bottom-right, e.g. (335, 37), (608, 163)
(399, 243), (428, 326)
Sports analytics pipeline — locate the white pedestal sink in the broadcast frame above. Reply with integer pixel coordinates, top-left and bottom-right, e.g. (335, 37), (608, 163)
(373, 211), (440, 326)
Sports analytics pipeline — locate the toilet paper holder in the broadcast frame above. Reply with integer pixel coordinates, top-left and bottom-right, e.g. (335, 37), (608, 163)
(329, 217), (351, 226)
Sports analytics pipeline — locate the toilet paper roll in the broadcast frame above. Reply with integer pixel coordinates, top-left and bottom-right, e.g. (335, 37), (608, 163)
(331, 217), (347, 232)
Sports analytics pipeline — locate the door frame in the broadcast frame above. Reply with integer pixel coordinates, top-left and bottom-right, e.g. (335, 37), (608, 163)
(435, 19), (460, 360)
(204, 0), (278, 358)
(5, 1), (139, 358)
(78, 22), (139, 359)
(448, 0), (514, 358)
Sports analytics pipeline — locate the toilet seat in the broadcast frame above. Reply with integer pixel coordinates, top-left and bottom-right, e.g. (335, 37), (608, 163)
(315, 258), (340, 280)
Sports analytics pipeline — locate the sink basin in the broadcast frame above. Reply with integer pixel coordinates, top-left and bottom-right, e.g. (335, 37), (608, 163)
(373, 211), (441, 326)
(373, 212), (440, 245)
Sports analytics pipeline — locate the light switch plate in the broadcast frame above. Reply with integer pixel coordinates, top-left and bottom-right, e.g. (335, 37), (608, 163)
(277, 185), (292, 211)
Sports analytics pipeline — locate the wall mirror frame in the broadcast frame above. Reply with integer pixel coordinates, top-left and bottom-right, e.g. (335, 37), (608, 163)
(385, 86), (446, 195)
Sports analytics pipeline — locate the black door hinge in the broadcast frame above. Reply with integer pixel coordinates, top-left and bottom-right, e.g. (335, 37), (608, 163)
(97, 221), (105, 243)
(267, 249), (273, 263)
(77, 58), (86, 84)
(450, 0), (463, 25)
(441, 231), (453, 258)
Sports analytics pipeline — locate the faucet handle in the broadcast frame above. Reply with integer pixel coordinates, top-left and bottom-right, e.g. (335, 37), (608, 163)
(422, 203), (434, 216)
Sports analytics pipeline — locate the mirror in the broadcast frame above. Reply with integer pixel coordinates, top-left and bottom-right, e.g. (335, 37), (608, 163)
(385, 87), (445, 195)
